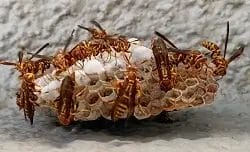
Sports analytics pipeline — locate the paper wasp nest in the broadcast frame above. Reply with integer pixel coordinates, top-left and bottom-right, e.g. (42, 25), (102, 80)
(35, 42), (219, 121)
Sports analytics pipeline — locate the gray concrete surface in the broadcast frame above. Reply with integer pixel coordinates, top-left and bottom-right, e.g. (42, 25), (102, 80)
(0, 0), (250, 151)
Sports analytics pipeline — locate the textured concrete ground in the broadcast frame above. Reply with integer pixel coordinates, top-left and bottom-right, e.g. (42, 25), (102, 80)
(0, 0), (250, 152)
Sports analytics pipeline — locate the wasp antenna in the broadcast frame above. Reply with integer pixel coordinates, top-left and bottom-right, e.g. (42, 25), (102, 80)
(18, 50), (24, 64)
(27, 53), (52, 60)
(223, 21), (230, 58)
(122, 53), (131, 66)
(63, 29), (75, 53)
(29, 43), (49, 60)
(154, 31), (178, 49)
(77, 25), (94, 32)
(90, 20), (105, 32)
(0, 61), (17, 66)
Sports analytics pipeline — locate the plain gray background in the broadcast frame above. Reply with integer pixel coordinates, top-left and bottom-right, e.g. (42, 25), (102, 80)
(0, 0), (250, 151)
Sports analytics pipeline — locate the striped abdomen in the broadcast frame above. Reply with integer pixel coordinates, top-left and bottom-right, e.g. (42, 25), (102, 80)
(201, 40), (221, 58)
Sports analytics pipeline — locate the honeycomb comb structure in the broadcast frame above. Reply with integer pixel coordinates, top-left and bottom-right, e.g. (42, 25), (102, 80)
(34, 43), (219, 122)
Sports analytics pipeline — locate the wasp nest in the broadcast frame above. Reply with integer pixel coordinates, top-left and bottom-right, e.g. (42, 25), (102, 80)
(35, 43), (218, 122)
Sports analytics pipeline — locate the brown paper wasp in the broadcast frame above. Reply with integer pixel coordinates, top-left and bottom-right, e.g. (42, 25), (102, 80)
(0, 43), (51, 124)
(201, 21), (244, 77)
(151, 36), (177, 92)
(78, 20), (108, 40)
(111, 54), (142, 121)
(16, 73), (38, 125)
(75, 20), (132, 60)
(154, 31), (210, 71)
(55, 74), (78, 125)
(0, 43), (51, 77)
